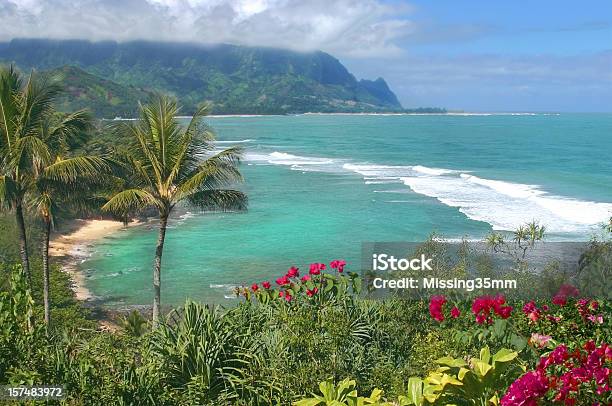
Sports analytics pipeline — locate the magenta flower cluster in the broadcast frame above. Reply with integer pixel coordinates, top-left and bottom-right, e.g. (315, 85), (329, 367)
(246, 259), (347, 302)
(501, 341), (611, 405)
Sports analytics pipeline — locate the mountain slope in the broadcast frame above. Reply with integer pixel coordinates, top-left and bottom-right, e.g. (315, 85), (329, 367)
(48, 66), (152, 118)
(0, 39), (403, 116)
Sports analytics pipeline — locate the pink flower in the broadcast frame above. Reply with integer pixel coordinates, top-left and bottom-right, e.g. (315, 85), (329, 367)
(309, 263), (325, 275)
(530, 333), (552, 348)
(552, 294), (567, 306)
(523, 300), (541, 323)
(300, 274), (311, 283)
(286, 266), (299, 278)
(501, 369), (549, 406)
(276, 275), (290, 286)
(528, 311), (540, 323)
(306, 287), (318, 297)
(429, 295), (446, 322)
(262, 281), (271, 289)
(523, 301), (538, 314)
(251, 283), (259, 292)
(330, 259), (346, 273)
(587, 314), (604, 324)
(284, 292), (292, 302)
(450, 306), (460, 319)
(472, 295), (512, 324)
(498, 305), (513, 319)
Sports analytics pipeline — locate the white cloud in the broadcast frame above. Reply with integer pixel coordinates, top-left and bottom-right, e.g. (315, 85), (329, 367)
(0, 0), (413, 58)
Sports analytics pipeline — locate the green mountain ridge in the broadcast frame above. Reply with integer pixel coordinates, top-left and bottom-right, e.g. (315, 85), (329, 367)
(0, 39), (411, 117)
(49, 66), (153, 118)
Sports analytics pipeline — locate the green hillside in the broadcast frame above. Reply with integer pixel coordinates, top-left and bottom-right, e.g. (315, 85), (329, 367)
(0, 39), (405, 117)
(48, 66), (152, 118)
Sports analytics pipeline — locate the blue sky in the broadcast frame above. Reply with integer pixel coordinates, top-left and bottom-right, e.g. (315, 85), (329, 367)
(0, 0), (610, 111)
(342, 0), (612, 111)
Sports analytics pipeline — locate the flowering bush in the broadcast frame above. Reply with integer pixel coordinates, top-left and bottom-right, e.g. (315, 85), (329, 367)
(471, 295), (513, 324)
(501, 341), (611, 405)
(428, 294), (512, 325)
(239, 260), (361, 305)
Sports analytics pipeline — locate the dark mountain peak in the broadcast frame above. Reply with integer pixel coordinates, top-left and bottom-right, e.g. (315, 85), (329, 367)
(358, 77), (400, 107)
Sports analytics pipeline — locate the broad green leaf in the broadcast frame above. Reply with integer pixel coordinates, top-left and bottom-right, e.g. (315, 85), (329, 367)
(406, 377), (424, 405)
(472, 360), (493, 377)
(436, 356), (467, 368)
(480, 347), (491, 364)
(458, 367), (470, 380)
(492, 348), (518, 364)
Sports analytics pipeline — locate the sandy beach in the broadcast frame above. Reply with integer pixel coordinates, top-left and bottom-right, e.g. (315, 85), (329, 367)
(49, 219), (138, 301)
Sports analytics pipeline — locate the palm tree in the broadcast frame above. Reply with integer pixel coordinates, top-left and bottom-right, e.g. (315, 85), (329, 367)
(0, 65), (61, 287)
(103, 96), (247, 326)
(29, 113), (110, 328)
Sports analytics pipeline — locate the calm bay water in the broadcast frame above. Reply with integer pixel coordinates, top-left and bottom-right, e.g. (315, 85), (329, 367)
(81, 113), (612, 306)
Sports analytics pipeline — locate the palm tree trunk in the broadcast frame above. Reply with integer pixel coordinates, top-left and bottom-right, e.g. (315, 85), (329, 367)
(15, 201), (31, 287)
(152, 214), (169, 327)
(42, 217), (51, 330)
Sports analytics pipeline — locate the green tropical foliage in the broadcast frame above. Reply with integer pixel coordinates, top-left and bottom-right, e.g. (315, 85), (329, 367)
(398, 347), (523, 405)
(294, 378), (388, 406)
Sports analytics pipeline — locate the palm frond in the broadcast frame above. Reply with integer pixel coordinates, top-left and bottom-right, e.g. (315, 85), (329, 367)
(47, 109), (94, 151)
(102, 188), (160, 215)
(186, 190), (248, 212)
(43, 156), (111, 183)
(13, 134), (52, 171)
(18, 70), (62, 138)
(0, 65), (22, 151)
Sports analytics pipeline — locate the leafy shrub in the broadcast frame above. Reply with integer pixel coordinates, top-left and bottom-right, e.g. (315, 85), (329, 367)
(294, 378), (388, 406)
(399, 347), (523, 405)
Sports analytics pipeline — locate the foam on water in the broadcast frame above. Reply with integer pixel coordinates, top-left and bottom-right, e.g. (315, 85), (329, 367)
(245, 149), (612, 233)
(401, 173), (612, 232)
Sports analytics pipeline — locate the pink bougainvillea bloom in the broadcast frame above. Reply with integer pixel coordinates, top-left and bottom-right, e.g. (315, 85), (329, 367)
(276, 275), (290, 286)
(262, 281), (271, 289)
(523, 301), (538, 314)
(552, 294), (567, 306)
(530, 333), (552, 348)
(587, 314), (604, 324)
(471, 295), (512, 325)
(284, 292), (292, 302)
(498, 305), (513, 319)
(278, 291), (284, 298)
(309, 263), (325, 275)
(528, 311), (540, 323)
(429, 295), (446, 322)
(300, 274), (311, 282)
(306, 287), (318, 297)
(330, 259), (347, 273)
(501, 369), (549, 406)
(251, 283), (259, 292)
(522, 300), (541, 323)
(450, 306), (460, 319)
(286, 266), (299, 278)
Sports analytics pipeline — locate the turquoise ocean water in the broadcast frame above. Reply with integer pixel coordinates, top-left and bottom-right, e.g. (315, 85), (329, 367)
(81, 113), (612, 306)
